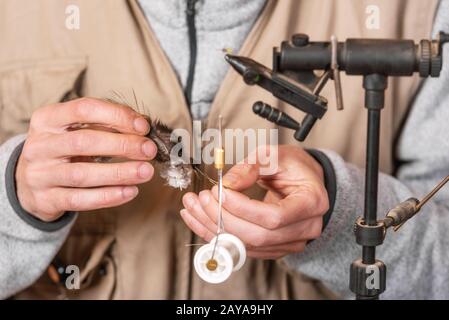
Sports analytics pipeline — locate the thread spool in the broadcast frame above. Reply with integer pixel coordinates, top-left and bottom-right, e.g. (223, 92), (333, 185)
(194, 233), (246, 284)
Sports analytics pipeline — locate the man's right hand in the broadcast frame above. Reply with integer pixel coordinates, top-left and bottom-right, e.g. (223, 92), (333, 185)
(15, 98), (157, 222)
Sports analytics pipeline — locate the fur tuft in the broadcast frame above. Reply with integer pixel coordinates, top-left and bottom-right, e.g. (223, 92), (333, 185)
(105, 95), (194, 189)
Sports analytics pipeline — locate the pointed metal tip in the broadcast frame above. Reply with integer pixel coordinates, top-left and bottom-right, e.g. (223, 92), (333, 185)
(224, 54), (246, 76)
(224, 54), (234, 63)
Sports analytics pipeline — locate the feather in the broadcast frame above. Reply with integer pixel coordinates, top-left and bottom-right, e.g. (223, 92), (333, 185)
(104, 95), (216, 189)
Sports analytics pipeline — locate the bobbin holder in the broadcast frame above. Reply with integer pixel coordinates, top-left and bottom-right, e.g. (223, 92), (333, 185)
(226, 32), (449, 299)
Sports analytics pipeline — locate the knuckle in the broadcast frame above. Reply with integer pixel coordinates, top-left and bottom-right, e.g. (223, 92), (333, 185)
(303, 184), (328, 214)
(30, 108), (45, 128)
(310, 219), (323, 239)
(67, 191), (83, 211)
(239, 162), (254, 173)
(22, 166), (37, 185)
(317, 188), (330, 215)
(69, 131), (90, 153)
(111, 106), (126, 124)
(249, 231), (269, 247)
(66, 166), (86, 186)
(22, 189), (39, 212)
(117, 136), (130, 155)
(98, 189), (110, 205)
(73, 97), (93, 118)
(121, 136), (144, 157)
(112, 166), (124, 182)
(30, 104), (57, 126)
(34, 197), (58, 221)
(307, 184), (329, 216)
(34, 191), (47, 206)
(23, 133), (58, 161)
(266, 211), (284, 230)
(21, 137), (41, 161)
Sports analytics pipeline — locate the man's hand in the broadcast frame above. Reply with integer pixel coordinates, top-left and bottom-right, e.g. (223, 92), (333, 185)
(16, 98), (157, 222)
(181, 145), (329, 259)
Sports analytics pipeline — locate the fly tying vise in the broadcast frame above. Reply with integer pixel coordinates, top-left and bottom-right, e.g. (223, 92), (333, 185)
(193, 116), (246, 284)
(226, 32), (449, 299)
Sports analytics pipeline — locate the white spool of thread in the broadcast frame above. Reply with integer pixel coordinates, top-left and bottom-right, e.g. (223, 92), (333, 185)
(194, 233), (246, 284)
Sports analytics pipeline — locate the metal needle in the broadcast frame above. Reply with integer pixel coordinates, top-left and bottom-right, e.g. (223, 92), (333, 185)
(416, 175), (449, 211)
(210, 116), (225, 262)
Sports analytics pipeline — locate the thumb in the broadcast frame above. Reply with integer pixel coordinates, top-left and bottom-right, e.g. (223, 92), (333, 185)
(222, 162), (260, 191)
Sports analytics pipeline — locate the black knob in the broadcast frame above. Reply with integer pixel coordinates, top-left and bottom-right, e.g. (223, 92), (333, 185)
(292, 33), (309, 47)
(350, 259), (386, 298)
(243, 69), (260, 85)
(430, 55), (443, 77)
(252, 101), (300, 130)
(419, 40), (431, 77)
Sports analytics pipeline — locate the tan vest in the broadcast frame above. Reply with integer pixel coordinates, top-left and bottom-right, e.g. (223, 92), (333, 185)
(0, 0), (438, 299)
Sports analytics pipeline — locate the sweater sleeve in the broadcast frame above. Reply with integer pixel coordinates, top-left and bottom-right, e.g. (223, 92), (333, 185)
(284, 0), (449, 299)
(0, 135), (76, 299)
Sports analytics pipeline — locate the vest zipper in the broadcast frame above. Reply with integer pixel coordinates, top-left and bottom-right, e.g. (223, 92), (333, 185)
(185, 0), (199, 300)
(185, 0), (198, 107)
(186, 0), (203, 194)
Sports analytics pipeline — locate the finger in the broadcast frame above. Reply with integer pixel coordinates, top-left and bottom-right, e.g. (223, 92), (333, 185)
(51, 185), (139, 212)
(213, 185), (325, 228)
(182, 195), (307, 253)
(40, 161), (154, 188)
(198, 190), (323, 246)
(182, 192), (218, 234)
(213, 186), (283, 229)
(36, 98), (150, 135)
(36, 129), (157, 160)
(179, 209), (216, 242)
(222, 162), (260, 191)
(195, 190), (270, 247)
(222, 145), (277, 191)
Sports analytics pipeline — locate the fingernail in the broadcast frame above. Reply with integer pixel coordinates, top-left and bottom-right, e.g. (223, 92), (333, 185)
(199, 191), (210, 206)
(138, 163), (153, 179)
(134, 117), (150, 134)
(142, 140), (156, 158)
(180, 209), (188, 216)
(123, 186), (138, 198)
(185, 195), (196, 209)
(223, 173), (238, 188)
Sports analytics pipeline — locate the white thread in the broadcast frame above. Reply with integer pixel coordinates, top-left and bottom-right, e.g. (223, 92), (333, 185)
(194, 234), (246, 284)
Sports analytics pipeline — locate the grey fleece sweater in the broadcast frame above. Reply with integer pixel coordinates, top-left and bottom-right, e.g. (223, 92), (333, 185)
(139, 0), (266, 120)
(1, 0), (449, 299)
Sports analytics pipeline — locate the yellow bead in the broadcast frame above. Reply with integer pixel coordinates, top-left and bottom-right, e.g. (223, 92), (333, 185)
(214, 148), (225, 170)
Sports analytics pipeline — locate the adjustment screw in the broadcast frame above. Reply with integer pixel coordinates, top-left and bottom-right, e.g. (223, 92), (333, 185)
(292, 33), (309, 47)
